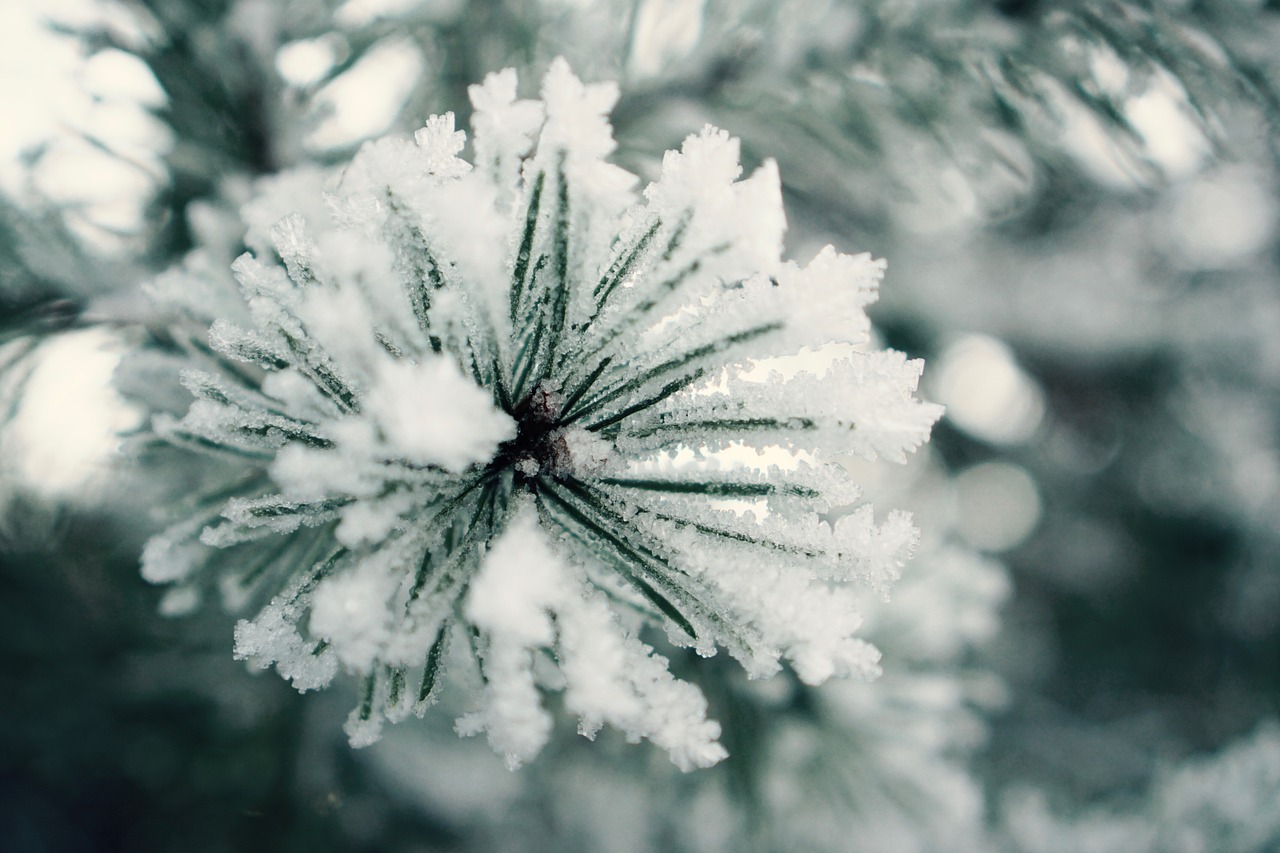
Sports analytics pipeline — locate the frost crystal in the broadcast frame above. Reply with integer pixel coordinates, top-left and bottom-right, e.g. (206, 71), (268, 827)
(140, 59), (942, 770)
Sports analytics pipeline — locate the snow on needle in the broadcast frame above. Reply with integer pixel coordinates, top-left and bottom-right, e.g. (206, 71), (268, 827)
(139, 59), (942, 770)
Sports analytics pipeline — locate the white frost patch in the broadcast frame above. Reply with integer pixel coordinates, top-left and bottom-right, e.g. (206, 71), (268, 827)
(460, 506), (726, 770)
(309, 562), (399, 672)
(469, 68), (544, 194)
(364, 357), (515, 473)
(460, 507), (570, 767)
(466, 507), (565, 645)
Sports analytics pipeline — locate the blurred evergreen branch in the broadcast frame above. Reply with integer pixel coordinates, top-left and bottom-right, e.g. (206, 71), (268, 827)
(38, 0), (1280, 270)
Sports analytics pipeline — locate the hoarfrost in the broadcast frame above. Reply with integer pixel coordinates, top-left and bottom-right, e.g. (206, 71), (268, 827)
(361, 357), (515, 472)
(136, 60), (942, 769)
(460, 505), (726, 770)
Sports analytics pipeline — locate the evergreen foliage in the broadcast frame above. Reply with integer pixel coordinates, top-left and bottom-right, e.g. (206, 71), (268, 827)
(2, 1), (1279, 851)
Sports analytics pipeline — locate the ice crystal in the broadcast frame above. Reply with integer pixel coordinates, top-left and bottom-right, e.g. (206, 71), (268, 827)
(139, 59), (942, 770)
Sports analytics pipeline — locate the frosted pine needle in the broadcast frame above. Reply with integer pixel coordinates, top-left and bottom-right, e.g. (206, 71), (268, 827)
(139, 60), (942, 770)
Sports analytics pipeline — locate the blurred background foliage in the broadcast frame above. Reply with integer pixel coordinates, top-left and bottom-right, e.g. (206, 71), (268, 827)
(2, 0), (1280, 850)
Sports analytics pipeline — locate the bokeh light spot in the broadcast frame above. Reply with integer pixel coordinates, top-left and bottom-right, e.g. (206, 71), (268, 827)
(933, 335), (1044, 445)
(953, 461), (1042, 552)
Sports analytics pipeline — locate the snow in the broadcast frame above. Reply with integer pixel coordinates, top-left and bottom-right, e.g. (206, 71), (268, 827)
(362, 357), (515, 472)
(310, 562), (399, 672)
(466, 507), (566, 646)
(469, 68), (544, 195)
(460, 505), (728, 769)
(139, 59), (942, 767)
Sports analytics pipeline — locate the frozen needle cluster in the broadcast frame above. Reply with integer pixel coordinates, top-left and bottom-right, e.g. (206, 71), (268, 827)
(140, 60), (942, 770)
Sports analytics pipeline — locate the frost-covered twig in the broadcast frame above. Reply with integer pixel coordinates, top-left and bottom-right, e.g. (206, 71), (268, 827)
(134, 60), (941, 770)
